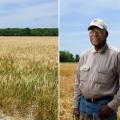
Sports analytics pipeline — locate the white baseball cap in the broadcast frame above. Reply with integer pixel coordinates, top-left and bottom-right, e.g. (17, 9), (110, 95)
(88, 19), (108, 31)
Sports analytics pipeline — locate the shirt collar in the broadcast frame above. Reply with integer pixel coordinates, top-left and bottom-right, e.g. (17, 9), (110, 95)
(92, 43), (108, 54)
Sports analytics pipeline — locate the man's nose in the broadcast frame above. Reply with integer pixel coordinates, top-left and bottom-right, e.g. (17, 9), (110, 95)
(92, 31), (99, 36)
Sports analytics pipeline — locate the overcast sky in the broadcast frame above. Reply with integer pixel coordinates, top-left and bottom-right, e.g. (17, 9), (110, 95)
(0, 0), (58, 28)
(60, 0), (120, 55)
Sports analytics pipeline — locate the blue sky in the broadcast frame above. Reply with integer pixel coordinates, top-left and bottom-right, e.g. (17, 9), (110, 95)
(0, 0), (58, 28)
(60, 0), (120, 55)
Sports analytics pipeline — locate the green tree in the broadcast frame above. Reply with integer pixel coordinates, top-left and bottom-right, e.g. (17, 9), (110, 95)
(60, 51), (75, 62)
(75, 54), (79, 62)
(0, 28), (58, 36)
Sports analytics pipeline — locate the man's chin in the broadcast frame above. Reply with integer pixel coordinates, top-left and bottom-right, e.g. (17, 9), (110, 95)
(92, 43), (100, 47)
(90, 40), (100, 46)
(93, 43), (105, 49)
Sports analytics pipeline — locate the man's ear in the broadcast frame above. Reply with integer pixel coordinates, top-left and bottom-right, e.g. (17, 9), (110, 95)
(106, 31), (108, 38)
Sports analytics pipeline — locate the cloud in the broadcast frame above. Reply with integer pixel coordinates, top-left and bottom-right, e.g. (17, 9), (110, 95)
(109, 30), (120, 36)
(61, 0), (120, 16)
(0, 0), (58, 27)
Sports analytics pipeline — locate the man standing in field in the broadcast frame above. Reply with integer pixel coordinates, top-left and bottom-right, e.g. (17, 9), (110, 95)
(73, 19), (120, 120)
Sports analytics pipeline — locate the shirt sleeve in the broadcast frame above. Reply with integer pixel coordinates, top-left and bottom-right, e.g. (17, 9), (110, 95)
(108, 51), (120, 111)
(74, 57), (82, 108)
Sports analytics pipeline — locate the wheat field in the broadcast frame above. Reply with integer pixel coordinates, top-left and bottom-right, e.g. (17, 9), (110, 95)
(60, 63), (120, 120)
(0, 37), (58, 120)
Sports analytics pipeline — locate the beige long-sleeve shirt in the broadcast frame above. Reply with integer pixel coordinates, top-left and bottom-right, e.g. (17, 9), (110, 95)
(74, 43), (120, 111)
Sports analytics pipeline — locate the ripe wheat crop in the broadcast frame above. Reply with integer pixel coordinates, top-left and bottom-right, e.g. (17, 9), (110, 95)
(0, 37), (58, 120)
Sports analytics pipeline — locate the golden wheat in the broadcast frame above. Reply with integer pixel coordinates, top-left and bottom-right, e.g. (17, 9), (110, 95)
(0, 37), (58, 120)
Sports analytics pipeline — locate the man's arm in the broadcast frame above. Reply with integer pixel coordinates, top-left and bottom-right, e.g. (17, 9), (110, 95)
(73, 58), (82, 120)
(107, 51), (120, 111)
(99, 52), (120, 119)
(74, 58), (82, 109)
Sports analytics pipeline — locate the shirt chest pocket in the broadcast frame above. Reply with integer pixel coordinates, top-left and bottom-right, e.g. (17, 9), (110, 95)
(80, 66), (90, 81)
(97, 68), (113, 84)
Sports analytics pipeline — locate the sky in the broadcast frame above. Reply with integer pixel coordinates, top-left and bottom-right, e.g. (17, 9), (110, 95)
(0, 0), (58, 28)
(60, 0), (120, 55)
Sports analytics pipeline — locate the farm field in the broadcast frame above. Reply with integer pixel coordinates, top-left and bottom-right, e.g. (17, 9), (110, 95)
(60, 63), (120, 120)
(0, 37), (58, 120)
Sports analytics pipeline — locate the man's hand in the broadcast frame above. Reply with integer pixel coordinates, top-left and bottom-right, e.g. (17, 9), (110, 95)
(73, 108), (80, 120)
(99, 105), (113, 120)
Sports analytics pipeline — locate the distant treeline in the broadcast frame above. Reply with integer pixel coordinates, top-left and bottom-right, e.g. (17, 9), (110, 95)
(0, 28), (58, 36)
(60, 50), (79, 62)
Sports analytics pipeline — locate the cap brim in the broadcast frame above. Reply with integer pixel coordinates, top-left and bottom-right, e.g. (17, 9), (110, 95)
(88, 25), (104, 30)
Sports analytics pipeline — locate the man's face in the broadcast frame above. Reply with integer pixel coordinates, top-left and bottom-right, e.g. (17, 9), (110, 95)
(89, 26), (106, 47)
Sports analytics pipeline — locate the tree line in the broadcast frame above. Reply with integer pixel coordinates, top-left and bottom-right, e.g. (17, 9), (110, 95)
(0, 28), (58, 36)
(60, 50), (79, 62)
